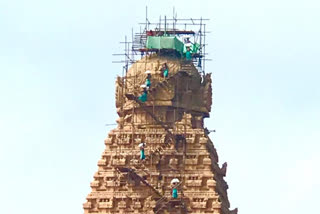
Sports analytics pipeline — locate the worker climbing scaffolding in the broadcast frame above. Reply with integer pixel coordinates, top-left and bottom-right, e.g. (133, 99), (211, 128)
(171, 178), (180, 199)
(139, 142), (146, 160)
(161, 63), (169, 78)
(145, 70), (151, 87)
(138, 84), (148, 102)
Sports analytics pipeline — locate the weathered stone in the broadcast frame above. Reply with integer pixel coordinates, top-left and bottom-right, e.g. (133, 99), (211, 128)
(83, 55), (235, 213)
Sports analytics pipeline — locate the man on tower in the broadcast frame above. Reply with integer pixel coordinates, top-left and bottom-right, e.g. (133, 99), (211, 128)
(138, 85), (148, 102)
(139, 142), (146, 160)
(171, 178), (180, 199)
(145, 70), (151, 88)
(186, 44), (192, 61)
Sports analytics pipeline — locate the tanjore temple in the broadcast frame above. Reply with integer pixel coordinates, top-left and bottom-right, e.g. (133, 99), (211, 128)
(83, 17), (237, 214)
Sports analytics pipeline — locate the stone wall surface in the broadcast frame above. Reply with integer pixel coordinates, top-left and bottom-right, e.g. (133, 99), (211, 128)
(83, 55), (236, 214)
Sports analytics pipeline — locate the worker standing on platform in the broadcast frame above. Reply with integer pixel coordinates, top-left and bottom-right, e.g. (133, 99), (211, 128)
(138, 85), (148, 102)
(145, 70), (151, 88)
(186, 45), (192, 61)
(171, 178), (180, 199)
(139, 142), (146, 160)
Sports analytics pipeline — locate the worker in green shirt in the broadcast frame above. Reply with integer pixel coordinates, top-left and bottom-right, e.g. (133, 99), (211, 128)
(186, 46), (192, 61)
(138, 85), (148, 102)
(161, 63), (169, 78)
(145, 70), (151, 88)
(163, 63), (169, 78)
(139, 142), (146, 160)
(171, 178), (180, 199)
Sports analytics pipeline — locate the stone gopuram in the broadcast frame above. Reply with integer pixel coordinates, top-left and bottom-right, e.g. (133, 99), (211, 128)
(83, 30), (237, 214)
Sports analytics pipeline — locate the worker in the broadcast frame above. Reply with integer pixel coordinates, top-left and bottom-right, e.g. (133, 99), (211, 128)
(162, 63), (169, 78)
(172, 187), (178, 199)
(184, 35), (192, 47)
(186, 45), (192, 61)
(138, 85), (148, 102)
(171, 178), (180, 199)
(146, 30), (154, 36)
(139, 142), (146, 160)
(145, 70), (151, 88)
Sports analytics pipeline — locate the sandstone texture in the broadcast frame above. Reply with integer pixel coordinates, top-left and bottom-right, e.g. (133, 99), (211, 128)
(83, 55), (236, 214)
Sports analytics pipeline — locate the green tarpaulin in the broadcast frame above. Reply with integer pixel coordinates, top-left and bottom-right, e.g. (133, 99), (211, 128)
(146, 36), (185, 55)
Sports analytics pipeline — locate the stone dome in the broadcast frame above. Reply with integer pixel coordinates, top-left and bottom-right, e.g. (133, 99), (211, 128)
(126, 54), (200, 80)
(115, 54), (212, 127)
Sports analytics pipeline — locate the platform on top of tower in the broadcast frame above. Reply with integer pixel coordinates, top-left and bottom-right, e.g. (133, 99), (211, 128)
(113, 16), (210, 75)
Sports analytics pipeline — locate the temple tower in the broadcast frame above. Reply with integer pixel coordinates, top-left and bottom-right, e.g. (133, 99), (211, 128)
(83, 17), (237, 214)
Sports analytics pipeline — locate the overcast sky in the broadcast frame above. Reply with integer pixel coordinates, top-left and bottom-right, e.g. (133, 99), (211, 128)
(0, 0), (319, 214)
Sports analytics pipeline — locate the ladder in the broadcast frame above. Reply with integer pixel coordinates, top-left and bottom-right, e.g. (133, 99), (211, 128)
(117, 167), (163, 197)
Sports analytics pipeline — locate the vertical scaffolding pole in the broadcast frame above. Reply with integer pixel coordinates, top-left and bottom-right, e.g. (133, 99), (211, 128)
(164, 16), (167, 35)
(204, 24), (206, 74)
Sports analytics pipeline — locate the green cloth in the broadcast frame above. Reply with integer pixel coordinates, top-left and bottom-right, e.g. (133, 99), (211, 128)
(183, 42), (200, 53)
(140, 150), (145, 160)
(145, 78), (151, 87)
(163, 69), (168, 77)
(172, 188), (178, 198)
(186, 51), (192, 60)
(146, 36), (184, 55)
(192, 43), (200, 53)
(138, 92), (147, 102)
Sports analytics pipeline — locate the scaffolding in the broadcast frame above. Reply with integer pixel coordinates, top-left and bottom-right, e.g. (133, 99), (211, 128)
(110, 12), (211, 214)
(113, 12), (210, 76)
(83, 10), (238, 214)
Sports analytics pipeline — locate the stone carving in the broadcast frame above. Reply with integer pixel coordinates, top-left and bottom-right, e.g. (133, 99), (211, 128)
(98, 198), (114, 208)
(202, 73), (212, 112)
(220, 162), (228, 176)
(118, 200), (127, 209)
(83, 55), (237, 214)
(230, 208), (238, 214)
(191, 198), (208, 209)
(207, 178), (216, 187)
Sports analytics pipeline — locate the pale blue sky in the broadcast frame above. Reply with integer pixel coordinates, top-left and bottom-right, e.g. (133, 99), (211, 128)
(0, 0), (319, 213)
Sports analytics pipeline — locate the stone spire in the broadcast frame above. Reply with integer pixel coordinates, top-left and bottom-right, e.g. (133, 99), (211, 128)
(83, 54), (237, 214)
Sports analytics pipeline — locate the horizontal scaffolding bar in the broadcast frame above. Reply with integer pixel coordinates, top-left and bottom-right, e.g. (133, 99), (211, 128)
(161, 18), (210, 21)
